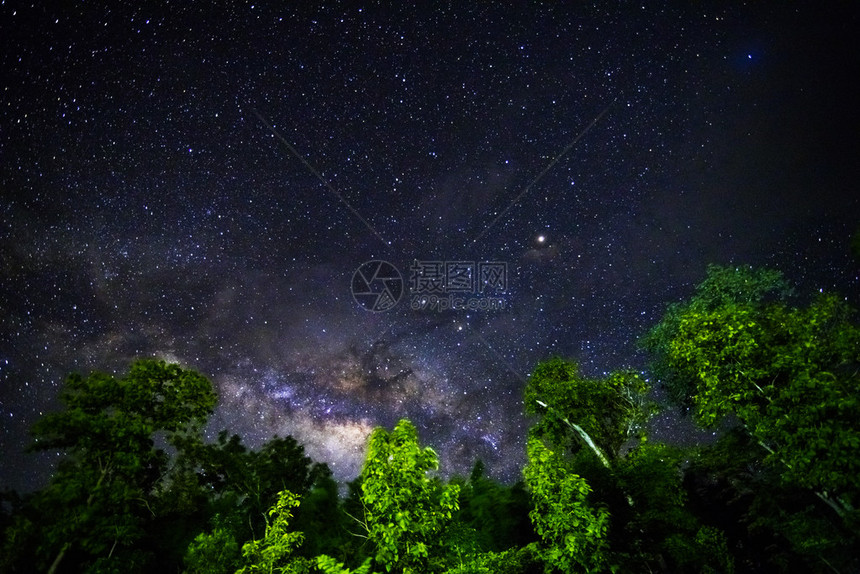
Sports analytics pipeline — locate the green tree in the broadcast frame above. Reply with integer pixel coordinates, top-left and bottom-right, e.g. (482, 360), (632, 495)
(177, 429), (335, 574)
(524, 358), (652, 469)
(0, 491), (39, 574)
(453, 461), (535, 553)
(442, 544), (541, 574)
(236, 490), (312, 574)
(523, 357), (733, 572)
(292, 465), (344, 560)
(659, 282), (859, 516)
(183, 521), (242, 574)
(523, 436), (609, 573)
(317, 477), (377, 569)
(175, 428), (327, 554)
(616, 442), (734, 573)
(357, 419), (460, 573)
(686, 428), (855, 573)
(315, 554), (375, 574)
(641, 264), (790, 409)
(647, 265), (860, 570)
(28, 359), (217, 573)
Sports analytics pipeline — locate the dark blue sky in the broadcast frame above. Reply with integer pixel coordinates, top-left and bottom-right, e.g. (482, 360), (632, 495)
(1, 3), (857, 492)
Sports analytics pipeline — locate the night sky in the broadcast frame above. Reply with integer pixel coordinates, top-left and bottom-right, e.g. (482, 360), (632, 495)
(2, 3), (858, 493)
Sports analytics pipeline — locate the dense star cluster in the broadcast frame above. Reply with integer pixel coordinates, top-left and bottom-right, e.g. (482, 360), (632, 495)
(1, 4), (857, 492)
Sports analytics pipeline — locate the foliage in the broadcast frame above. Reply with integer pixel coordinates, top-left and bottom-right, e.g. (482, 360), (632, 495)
(236, 490), (312, 574)
(687, 428), (859, 573)
(443, 544), (542, 574)
(616, 442), (734, 573)
(647, 265), (860, 570)
(523, 357), (734, 573)
(315, 554), (375, 574)
(641, 264), (791, 408)
(3, 263), (857, 574)
(359, 419), (460, 573)
(0, 509), (38, 573)
(451, 461), (535, 554)
(184, 429), (326, 541)
(32, 359), (217, 451)
(523, 436), (609, 573)
(183, 522), (242, 574)
(329, 477), (377, 568)
(524, 357), (652, 464)
(292, 466), (345, 560)
(661, 288), (860, 517)
(26, 359), (217, 573)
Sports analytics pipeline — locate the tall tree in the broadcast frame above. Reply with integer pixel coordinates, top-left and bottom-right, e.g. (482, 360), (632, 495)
(651, 270), (860, 517)
(646, 265), (860, 570)
(357, 419), (460, 574)
(523, 357), (733, 573)
(28, 359), (217, 573)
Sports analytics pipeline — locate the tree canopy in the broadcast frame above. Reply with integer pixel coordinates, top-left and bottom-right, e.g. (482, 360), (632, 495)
(358, 419), (460, 573)
(646, 266), (860, 521)
(2, 264), (859, 573)
(25, 359), (217, 573)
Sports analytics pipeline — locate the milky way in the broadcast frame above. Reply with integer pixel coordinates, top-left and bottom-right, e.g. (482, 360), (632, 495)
(1, 4), (857, 492)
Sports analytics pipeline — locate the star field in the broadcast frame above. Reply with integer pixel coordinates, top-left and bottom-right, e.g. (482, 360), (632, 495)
(1, 3), (858, 492)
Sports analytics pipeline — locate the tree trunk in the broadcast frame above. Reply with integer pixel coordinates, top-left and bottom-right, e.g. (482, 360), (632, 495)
(535, 399), (634, 506)
(47, 542), (70, 574)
